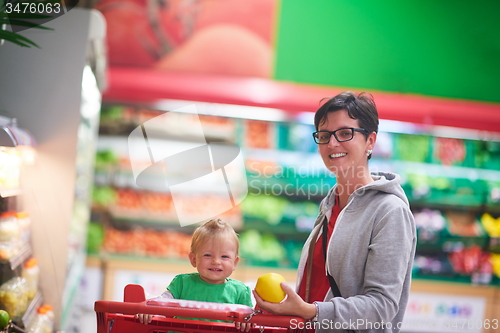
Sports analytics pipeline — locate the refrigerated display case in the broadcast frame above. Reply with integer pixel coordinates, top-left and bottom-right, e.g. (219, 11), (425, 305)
(0, 118), (43, 331)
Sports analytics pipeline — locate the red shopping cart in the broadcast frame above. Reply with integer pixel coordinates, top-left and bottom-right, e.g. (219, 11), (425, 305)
(94, 284), (305, 333)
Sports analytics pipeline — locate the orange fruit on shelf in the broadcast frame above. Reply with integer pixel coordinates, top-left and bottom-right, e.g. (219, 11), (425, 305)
(255, 273), (286, 303)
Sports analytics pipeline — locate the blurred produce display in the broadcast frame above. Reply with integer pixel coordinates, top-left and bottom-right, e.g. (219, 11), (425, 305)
(413, 207), (497, 284)
(395, 134), (430, 163)
(448, 245), (492, 284)
(0, 277), (28, 322)
(245, 120), (274, 149)
(91, 104), (500, 285)
(92, 186), (117, 207)
(413, 255), (455, 277)
(240, 230), (286, 266)
(92, 186), (241, 229)
(102, 227), (191, 259)
(481, 213), (500, 238)
(445, 211), (485, 237)
(435, 137), (466, 166)
(414, 209), (446, 241)
(491, 253), (500, 278)
(95, 150), (119, 170)
(87, 222), (105, 254)
(241, 194), (288, 226)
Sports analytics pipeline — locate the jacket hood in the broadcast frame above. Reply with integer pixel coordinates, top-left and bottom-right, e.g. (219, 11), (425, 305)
(367, 171), (409, 205)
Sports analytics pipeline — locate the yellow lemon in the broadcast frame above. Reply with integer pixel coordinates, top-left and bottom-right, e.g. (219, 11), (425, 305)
(255, 273), (286, 303)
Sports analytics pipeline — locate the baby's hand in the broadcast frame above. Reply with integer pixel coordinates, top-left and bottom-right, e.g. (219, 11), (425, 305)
(235, 321), (254, 332)
(135, 313), (153, 324)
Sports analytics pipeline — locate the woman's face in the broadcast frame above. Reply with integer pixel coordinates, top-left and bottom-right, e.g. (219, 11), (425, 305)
(317, 110), (375, 178)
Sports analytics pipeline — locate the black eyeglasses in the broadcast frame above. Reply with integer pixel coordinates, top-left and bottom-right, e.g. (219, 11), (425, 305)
(312, 127), (368, 144)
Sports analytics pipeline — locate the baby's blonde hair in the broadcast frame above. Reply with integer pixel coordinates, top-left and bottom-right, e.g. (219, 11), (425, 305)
(191, 219), (239, 255)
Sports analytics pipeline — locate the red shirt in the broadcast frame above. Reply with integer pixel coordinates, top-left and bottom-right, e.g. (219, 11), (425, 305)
(298, 196), (340, 302)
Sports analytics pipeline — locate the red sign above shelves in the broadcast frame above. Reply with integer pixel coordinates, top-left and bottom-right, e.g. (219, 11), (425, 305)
(102, 67), (500, 134)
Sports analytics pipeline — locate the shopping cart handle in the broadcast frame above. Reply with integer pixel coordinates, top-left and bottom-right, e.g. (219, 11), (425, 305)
(94, 284), (305, 330)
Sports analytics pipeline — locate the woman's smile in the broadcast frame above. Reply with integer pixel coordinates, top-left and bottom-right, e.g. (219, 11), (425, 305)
(329, 152), (347, 159)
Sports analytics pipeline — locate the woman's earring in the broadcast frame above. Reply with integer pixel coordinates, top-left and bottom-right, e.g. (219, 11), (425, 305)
(366, 149), (373, 157)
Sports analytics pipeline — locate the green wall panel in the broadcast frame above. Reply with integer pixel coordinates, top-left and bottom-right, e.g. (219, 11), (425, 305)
(274, 0), (500, 103)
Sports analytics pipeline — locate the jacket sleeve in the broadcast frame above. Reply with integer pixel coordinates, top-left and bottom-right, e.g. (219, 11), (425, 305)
(319, 204), (416, 330)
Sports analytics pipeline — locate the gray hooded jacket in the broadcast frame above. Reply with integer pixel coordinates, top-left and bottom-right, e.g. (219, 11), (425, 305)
(296, 171), (416, 333)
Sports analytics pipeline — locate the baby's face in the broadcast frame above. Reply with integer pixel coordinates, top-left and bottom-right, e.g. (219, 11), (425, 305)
(189, 238), (240, 284)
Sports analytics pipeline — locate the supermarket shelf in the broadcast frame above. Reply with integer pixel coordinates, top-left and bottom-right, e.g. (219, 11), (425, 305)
(109, 215), (197, 232)
(410, 201), (500, 214)
(110, 215), (242, 234)
(21, 291), (43, 327)
(8, 243), (32, 271)
(108, 206), (179, 226)
(490, 238), (500, 253)
(241, 218), (310, 239)
(416, 237), (490, 254)
(412, 272), (500, 286)
(98, 252), (191, 266)
(107, 209), (242, 231)
(99, 122), (235, 143)
(373, 159), (500, 181)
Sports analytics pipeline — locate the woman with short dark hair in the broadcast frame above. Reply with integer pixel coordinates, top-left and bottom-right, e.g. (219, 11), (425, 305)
(254, 91), (416, 333)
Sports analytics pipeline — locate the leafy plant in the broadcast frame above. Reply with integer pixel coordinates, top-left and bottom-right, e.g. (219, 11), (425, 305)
(0, 0), (62, 48)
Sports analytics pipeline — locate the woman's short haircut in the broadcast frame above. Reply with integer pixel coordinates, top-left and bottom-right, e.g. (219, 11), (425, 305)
(314, 91), (379, 136)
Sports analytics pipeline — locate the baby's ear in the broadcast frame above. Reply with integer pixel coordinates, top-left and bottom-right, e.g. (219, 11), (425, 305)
(234, 255), (240, 267)
(188, 252), (197, 267)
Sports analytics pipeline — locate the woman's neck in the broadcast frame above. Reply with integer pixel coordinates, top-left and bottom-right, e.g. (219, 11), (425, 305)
(335, 172), (373, 209)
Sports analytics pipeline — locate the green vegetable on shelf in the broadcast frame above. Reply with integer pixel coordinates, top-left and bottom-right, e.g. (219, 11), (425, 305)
(282, 200), (319, 223)
(240, 229), (286, 264)
(395, 134), (430, 163)
(430, 177), (451, 190)
(100, 105), (125, 121)
(95, 150), (119, 169)
(92, 186), (117, 206)
(406, 173), (430, 198)
(87, 222), (105, 253)
(241, 194), (288, 225)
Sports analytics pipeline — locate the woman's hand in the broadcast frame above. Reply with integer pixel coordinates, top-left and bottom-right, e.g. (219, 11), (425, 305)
(252, 282), (316, 319)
